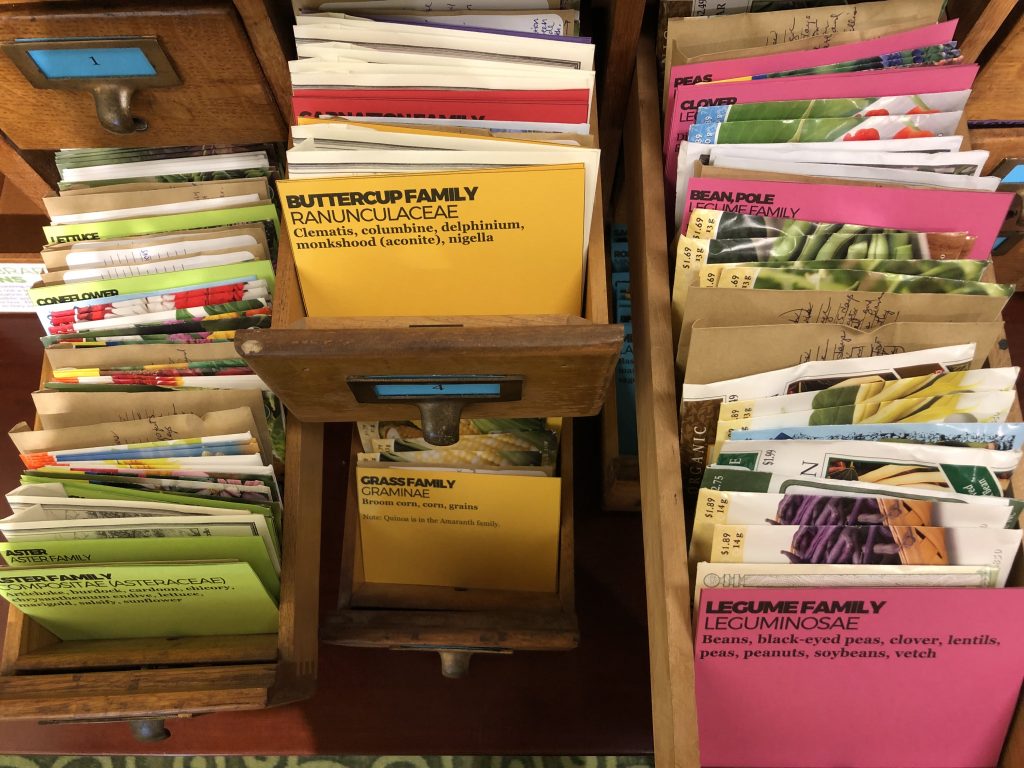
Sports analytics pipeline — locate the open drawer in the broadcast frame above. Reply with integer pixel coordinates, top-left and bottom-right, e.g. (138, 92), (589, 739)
(237, 175), (622, 445)
(321, 416), (578, 678)
(624, 34), (1024, 768)
(0, 0), (289, 148)
(0, 369), (323, 729)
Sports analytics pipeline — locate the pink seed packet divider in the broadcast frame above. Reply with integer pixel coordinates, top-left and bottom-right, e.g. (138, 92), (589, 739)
(683, 177), (1013, 260)
(694, 587), (1024, 768)
(664, 18), (958, 147)
(663, 64), (979, 186)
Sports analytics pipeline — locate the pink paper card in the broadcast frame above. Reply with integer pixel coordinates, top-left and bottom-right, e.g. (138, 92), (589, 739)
(695, 587), (1024, 768)
(665, 19), (958, 140)
(663, 65), (979, 185)
(682, 178), (1012, 259)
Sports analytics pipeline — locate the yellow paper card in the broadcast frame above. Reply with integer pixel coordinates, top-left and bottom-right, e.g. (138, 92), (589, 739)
(278, 165), (586, 318)
(356, 465), (561, 592)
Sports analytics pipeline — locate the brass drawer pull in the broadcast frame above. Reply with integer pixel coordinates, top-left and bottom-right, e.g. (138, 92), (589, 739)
(2, 36), (180, 134)
(347, 374), (524, 446)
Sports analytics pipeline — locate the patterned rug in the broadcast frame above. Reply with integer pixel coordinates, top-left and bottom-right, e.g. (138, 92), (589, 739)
(0, 759), (654, 768)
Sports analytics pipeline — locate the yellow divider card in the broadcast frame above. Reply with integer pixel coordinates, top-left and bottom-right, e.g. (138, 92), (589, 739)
(356, 465), (562, 592)
(279, 164), (586, 318)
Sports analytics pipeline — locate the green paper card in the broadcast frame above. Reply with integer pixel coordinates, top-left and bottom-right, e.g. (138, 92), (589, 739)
(0, 561), (278, 640)
(1, 537), (280, 600)
(42, 203), (280, 247)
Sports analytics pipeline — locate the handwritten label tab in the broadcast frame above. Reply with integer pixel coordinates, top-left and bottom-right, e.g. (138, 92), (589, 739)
(780, 292), (900, 330)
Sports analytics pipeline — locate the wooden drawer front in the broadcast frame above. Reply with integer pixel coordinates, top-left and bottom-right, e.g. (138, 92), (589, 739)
(238, 323), (622, 422)
(0, 0), (287, 149)
(239, 232), (622, 424)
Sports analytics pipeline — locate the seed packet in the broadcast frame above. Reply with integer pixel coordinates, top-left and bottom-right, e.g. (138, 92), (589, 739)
(722, 368), (1018, 421)
(680, 343), (977, 503)
(357, 418), (557, 453)
(731, 423), (1024, 451)
(715, 439), (1022, 496)
(709, 524), (1021, 586)
(687, 110), (963, 145)
(693, 92), (973, 126)
(677, 218), (972, 269)
(698, 266), (1014, 295)
(690, 490), (1016, 573)
(713, 390), (1017, 459)
(701, 259), (989, 284)
(692, 561), (998, 605)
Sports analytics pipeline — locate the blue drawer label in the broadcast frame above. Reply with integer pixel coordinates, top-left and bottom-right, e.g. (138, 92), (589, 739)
(373, 383), (502, 398)
(1002, 164), (1024, 184)
(27, 47), (156, 79)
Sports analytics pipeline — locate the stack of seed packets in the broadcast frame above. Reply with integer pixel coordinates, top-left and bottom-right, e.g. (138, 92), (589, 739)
(661, 2), (1024, 766)
(26, 146), (285, 463)
(662, 8), (997, 214)
(0, 408), (282, 641)
(682, 341), (1024, 593)
(316, 0), (581, 36)
(658, 0), (947, 75)
(289, 10), (595, 132)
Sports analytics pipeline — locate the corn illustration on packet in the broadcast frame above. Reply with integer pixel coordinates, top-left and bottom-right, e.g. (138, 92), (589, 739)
(679, 344), (977, 501)
(715, 439), (1022, 496)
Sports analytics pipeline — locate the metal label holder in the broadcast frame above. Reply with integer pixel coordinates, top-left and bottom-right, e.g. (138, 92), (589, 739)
(2, 37), (181, 134)
(347, 374), (524, 446)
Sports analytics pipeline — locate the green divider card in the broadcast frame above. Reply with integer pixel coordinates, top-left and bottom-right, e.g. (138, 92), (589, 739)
(2, 537), (280, 600)
(42, 203), (280, 245)
(0, 561), (278, 640)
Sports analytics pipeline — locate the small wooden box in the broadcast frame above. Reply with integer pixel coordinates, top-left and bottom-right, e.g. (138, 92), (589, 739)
(322, 417), (578, 677)
(0, 384), (322, 722)
(624, 35), (1024, 768)
(0, 0), (314, 712)
(236, 121), (619, 671)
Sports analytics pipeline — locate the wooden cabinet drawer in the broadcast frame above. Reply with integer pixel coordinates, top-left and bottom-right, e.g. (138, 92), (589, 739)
(0, 367), (322, 723)
(320, 418), (578, 676)
(238, 181), (622, 435)
(0, 0), (288, 149)
(625, 34), (1024, 768)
